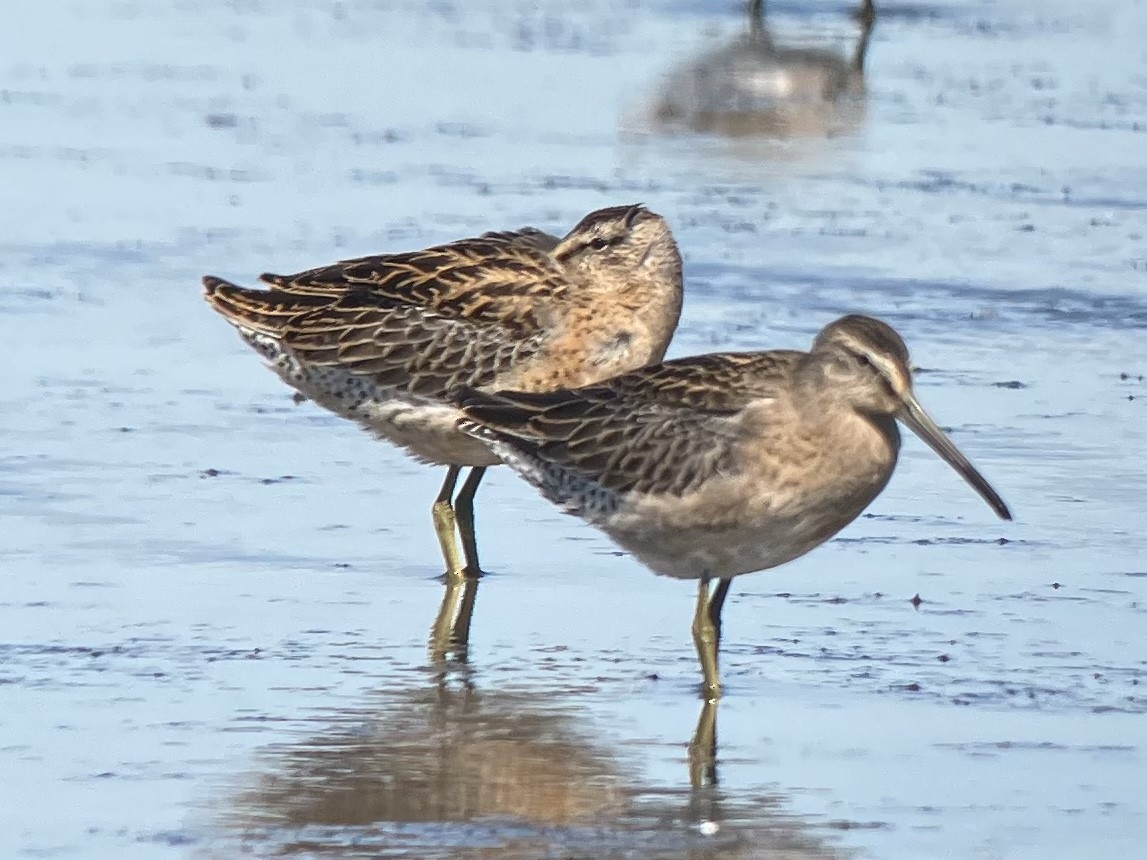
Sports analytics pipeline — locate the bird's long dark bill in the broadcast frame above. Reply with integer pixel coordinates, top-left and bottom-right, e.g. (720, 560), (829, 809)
(898, 393), (1012, 521)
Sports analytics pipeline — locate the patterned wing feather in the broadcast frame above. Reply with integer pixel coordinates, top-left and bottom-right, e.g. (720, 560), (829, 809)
(204, 275), (542, 396)
(203, 275), (331, 333)
(279, 295), (541, 396)
(457, 352), (796, 499)
(596, 351), (802, 411)
(253, 231), (566, 327)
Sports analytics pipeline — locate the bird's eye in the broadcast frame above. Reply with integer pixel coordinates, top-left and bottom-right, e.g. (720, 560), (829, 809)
(854, 354), (871, 368)
(589, 237), (610, 251)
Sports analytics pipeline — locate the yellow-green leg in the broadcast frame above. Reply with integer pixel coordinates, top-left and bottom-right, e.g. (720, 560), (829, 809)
(453, 466), (487, 577)
(429, 466), (464, 663)
(692, 577), (722, 701)
(431, 465), (464, 582)
(708, 578), (732, 652)
(429, 466), (487, 663)
(691, 577), (733, 700)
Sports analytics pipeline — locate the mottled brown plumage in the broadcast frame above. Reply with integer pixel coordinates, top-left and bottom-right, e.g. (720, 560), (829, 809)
(203, 204), (683, 655)
(458, 315), (1011, 698)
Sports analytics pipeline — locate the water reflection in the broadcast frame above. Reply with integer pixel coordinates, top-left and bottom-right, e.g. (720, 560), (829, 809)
(649, 0), (876, 139)
(219, 686), (845, 858)
(429, 574), (480, 664)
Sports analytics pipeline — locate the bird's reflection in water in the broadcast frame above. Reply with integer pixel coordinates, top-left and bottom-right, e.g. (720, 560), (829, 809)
(219, 685), (846, 858)
(650, 0), (876, 139)
(429, 573), (480, 664)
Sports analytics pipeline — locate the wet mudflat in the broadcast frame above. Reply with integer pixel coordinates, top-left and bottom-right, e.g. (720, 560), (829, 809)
(2, 0), (1145, 857)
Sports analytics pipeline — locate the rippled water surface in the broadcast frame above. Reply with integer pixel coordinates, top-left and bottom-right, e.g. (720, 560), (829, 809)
(2, 0), (1145, 857)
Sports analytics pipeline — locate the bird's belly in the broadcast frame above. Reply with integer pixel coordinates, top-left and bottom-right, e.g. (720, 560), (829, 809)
(254, 335), (499, 467)
(604, 518), (828, 580)
(361, 400), (502, 467)
(603, 475), (887, 580)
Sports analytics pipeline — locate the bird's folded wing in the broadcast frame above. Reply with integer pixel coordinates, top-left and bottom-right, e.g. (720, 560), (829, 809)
(255, 231), (567, 326)
(456, 352), (797, 497)
(279, 295), (544, 396)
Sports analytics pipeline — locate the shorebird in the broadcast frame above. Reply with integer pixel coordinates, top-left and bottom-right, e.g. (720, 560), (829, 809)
(456, 315), (1012, 699)
(651, 0), (876, 138)
(203, 205), (683, 654)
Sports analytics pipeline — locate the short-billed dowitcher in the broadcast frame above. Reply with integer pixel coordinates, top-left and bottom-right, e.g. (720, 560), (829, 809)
(203, 205), (683, 653)
(651, 0), (876, 138)
(456, 315), (1011, 699)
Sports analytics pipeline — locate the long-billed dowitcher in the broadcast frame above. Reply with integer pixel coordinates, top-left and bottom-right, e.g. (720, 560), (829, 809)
(203, 205), (683, 653)
(456, 315), (1011, 699)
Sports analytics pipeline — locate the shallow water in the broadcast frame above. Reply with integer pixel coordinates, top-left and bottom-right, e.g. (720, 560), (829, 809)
(2, 0), (1146, 857)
